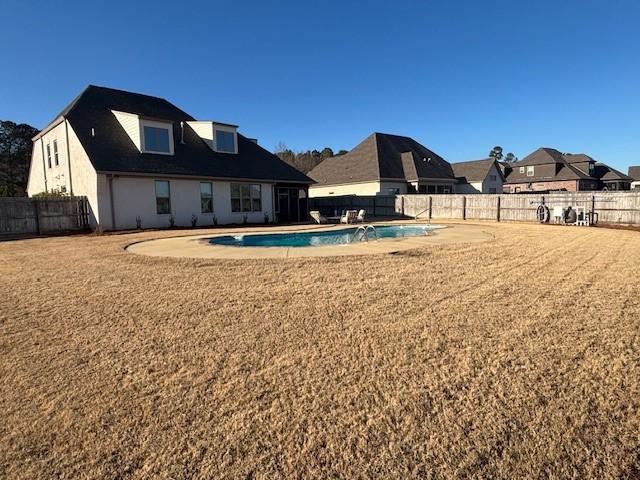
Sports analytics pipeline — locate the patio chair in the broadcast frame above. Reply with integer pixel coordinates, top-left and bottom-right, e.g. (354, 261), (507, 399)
(356, 209), (366, 223)
(310, 210), (328, 224)
(340, 210), (358, 224)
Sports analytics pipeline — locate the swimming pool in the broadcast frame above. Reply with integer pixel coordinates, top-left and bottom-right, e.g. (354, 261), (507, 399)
(208, 224), (441, 247)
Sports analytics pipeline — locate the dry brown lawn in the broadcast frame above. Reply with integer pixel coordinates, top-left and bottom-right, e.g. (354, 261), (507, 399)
(1, 223), (639, 479)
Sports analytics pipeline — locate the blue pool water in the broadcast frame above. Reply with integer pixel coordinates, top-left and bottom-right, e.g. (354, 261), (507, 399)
(208, 224), (440, 248)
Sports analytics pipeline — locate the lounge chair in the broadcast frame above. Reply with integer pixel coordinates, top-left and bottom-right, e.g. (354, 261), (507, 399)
(310, 210), (328, 224)
(340, 210), (358, 224)
(356, 209), (366, 223)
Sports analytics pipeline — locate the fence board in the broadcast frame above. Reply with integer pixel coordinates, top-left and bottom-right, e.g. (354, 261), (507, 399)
(0, 197), (90, 237)
(395, 192), (640, 225)
(309, 195), (397, 217)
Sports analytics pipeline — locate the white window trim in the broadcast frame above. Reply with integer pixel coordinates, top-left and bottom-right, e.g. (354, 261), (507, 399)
(214, 124), (238, 154)
(526, 166), (535, 177)
(141, 119), (174, 155)
(519, 166), (525, 173)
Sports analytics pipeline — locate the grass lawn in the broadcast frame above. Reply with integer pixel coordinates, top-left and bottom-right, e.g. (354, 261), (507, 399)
(1, 222), (639, 478)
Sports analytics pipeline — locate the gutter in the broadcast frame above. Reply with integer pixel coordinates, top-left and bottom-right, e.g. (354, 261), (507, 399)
(97, 170), (314, 185)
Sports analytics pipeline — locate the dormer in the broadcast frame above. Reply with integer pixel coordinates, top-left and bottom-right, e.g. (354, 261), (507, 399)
(187, 121), (238, 154)
(112, 110), (174, 155)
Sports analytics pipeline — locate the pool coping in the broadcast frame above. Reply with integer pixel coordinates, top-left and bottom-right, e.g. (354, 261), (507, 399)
(124, 221), (495, 259)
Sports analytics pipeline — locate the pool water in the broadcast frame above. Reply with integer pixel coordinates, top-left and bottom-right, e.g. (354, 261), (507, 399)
(208, 224), (441, 248)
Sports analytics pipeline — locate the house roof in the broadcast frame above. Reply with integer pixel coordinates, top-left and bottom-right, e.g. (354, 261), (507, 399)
(628, 166), (640, 180)
(308, 132), (455, 186)
(40, 85), (312, 184)
(452, 158), (502, 183)
(504, 147), (597, 184)
(594, 163), (633, 181)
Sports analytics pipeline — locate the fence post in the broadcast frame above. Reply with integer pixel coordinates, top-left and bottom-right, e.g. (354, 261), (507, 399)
(496, 196), (501, 222)
(462, 196), (467, 220)
(373, 195), (377, 216)
(34, 199), (42, 235)
(428, 196), (433, 220)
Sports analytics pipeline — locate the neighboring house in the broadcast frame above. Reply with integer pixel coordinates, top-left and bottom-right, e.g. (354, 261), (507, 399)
(628, 166), (640, 190)
(27, 85), (313, 230)
(592, 163), (633, 191)
(307, 132), (457, 197)
(503, 148), (600, 193)
(452, 158), (504, 194)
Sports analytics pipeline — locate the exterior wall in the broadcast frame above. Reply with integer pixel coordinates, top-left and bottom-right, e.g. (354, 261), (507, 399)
(504, 180), (580, 192)
(309, 181), (408, 197)
(28, 122), (101, 227)
(27, 122), (70, 195)
(632, 180), (640, 190)
(482, 164), (504, 193)
(108, 176), (274, 230)
(187, 121), (214, 149)
(455, 181), (482, 194)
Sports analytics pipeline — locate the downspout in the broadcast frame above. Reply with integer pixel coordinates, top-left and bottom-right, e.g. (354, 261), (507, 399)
(64, 118), (74, 195)
(108, 175), (116, 230)
(40, 138), (48, 192)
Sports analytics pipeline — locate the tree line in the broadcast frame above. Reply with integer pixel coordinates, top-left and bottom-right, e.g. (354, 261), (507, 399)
(274, 142), (347, 174)
(0, 120), (39, 196)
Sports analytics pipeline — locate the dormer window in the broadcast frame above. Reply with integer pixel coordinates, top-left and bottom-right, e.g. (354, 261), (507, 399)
(185, 120), (238, 154)
(216, 130), (236, 153)
(141, 122), (173, 154)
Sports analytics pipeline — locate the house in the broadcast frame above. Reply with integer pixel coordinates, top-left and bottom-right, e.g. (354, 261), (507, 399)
(452, 158), (504, 194)
(628, 166), (640, 190)
(307, 132), (458, 197)
(27, 85), (313, 230)
(503, 148), (600, 193)
(592, 163), (633, 191)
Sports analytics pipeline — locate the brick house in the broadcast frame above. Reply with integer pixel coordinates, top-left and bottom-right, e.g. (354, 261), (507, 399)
(502, 148), (627, 193)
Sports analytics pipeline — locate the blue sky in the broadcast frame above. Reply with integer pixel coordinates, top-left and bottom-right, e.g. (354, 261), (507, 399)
(2, 0), (639, 170)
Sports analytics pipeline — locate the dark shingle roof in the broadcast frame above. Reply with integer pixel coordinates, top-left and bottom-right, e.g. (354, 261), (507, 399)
(43, 85), (312, 184)
(308, 132), (455, 186)
(504, 147), (597, 183)
(594, 163), (633, 181)
(452, 158), (501, 183)
(628, 166), (640, 180)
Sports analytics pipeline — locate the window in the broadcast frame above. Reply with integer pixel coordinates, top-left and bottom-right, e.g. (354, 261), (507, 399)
(527, 166), (535, 177)
(144, 126), (171, 153)
(53, 140), (59, 166)
(489, 174), (497, 181)
(155, 180), (171, 214)
(200, 182), (213, 213)
(216, 130), (236, 153)
(489, 187), (497, 194)
(514, 187), (521, 193)
(46, 143), (52, 168)
(519, 166), (525, 173)
(231, 183), (261, 212)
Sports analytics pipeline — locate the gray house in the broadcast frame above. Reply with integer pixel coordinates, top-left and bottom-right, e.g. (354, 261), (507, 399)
(452, 158), (504, 194)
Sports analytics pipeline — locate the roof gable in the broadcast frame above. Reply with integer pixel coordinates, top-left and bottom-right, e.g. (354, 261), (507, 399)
(452, 158), (501, 182)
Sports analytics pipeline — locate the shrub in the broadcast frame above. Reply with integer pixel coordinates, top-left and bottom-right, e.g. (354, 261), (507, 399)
(191, 214), (198, 228)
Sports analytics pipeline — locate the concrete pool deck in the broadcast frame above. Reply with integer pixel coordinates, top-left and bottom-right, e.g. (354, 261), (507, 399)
(125, 221), (495, 259)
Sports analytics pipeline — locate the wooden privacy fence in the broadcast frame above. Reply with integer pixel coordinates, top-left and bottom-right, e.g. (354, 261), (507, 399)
(0, 196), (90, 237)
(397, 192), (640, 225)
(309, 195), (397, 217)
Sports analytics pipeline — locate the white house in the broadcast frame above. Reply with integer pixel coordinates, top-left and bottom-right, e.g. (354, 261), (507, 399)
(452, 158), (504, 194)
(308, 132), (458, 197)
(27, 85), (313, 230)
(629, 166), (640, 190)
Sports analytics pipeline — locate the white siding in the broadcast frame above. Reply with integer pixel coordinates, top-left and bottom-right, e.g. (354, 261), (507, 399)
(187, 121), (214, 150)
(108, 177), (274, 230)
(482, 163), (503, 193)
(112, 110), (141, 150)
